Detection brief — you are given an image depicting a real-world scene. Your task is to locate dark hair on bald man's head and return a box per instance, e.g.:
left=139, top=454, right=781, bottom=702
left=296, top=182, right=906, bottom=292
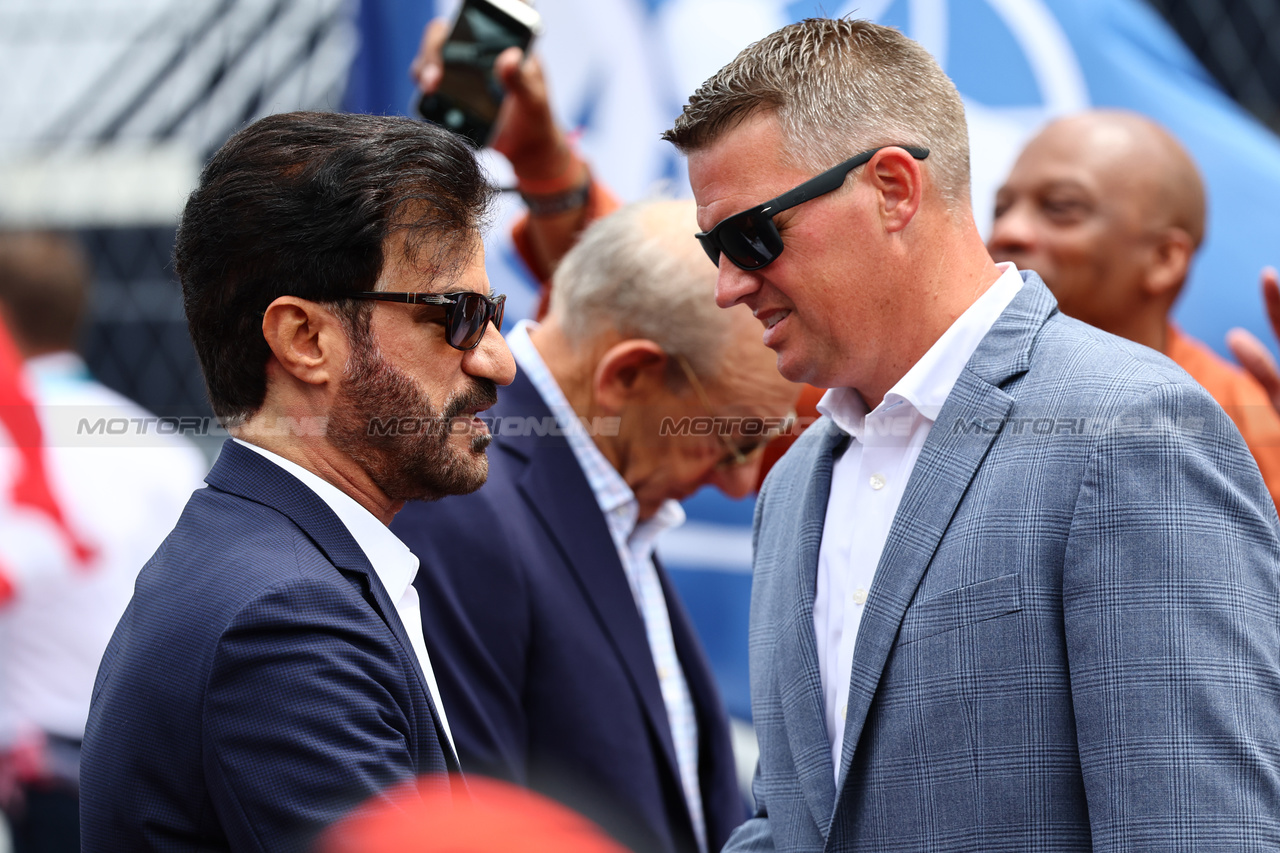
left=175, top=111, right=495, bottom=423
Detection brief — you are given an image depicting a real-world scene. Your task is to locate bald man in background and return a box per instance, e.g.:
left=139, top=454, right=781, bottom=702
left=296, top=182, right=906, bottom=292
left=989, top=109, right=1280, bottom=508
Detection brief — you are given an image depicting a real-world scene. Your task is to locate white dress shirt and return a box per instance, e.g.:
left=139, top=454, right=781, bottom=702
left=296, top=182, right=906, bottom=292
left=507, top=320, right=708, bottom=853
left=232, top=439, right=457, bottom=759
left=813, top=263, right=1024, bottom=780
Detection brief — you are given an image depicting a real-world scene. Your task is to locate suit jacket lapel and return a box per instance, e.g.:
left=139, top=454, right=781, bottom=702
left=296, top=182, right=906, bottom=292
left=775, top=419, right=849, bottom=836
left=832, top=275, right=1055, bottom=797
left=205, top=439, right=460, bottom=772
left=659, top=559, right=743, bottom=841
left=499, top=373, right=684, bottom=791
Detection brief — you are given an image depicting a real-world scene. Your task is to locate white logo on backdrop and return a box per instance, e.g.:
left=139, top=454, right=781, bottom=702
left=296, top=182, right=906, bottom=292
left=480, top=0, right=1090, bottom=319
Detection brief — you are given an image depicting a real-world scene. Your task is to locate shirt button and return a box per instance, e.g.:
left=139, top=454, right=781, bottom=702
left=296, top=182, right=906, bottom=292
left=658, top=666, right=670, bottom=681
left=869, top=473, right=886, bottom=490
left=841, top=704, right=848, bottom=720
left=851, top=588, right=868, bottom=605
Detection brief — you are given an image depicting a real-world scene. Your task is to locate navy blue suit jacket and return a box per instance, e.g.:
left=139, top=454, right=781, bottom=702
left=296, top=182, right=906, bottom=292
left=81, top=439, right=459, bottom=853
left=392, top=370, right=745, bottom=853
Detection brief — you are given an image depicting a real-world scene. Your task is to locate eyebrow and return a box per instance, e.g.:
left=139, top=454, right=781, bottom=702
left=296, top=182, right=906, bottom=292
left=434, top=285, right=496, bottom=298
left=1039, top=179, right=1092, bottom=194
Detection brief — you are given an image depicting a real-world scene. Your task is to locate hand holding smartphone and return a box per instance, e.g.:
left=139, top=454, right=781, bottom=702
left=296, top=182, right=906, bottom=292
left=414, top=0, right=543, bottom=148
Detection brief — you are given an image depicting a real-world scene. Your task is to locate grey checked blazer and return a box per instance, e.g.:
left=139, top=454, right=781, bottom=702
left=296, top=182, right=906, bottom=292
left=728, top=274, right=1280, bottom=852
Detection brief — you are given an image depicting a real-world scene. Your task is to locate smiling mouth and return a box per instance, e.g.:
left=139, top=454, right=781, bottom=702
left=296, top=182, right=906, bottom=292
left=756, top=309, right=790, bottom=330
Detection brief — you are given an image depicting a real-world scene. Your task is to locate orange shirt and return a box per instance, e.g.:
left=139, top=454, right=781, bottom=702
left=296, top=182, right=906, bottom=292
left=1165, top=324, right=1280, bottom=511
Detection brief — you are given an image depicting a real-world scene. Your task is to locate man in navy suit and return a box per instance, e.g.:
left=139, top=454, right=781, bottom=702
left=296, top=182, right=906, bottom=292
left=392, top=199, right=799, bottom=853
left=79, top=111, right=516, bottom=853
left=663, top=17, right=1280, bottom=853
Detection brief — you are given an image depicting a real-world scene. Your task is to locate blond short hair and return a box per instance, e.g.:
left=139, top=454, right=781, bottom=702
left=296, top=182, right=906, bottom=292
left=664, top=18, right=971, bottom=208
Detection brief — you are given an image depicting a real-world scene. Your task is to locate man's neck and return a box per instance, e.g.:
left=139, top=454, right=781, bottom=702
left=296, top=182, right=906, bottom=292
left=526, top=320, right=599, bottom=422
left=857, top=229, right=1004, bottom=407
left=1109, top=312, right=1169, bottom=354
left=233, top=419, right=400, bottom=525
left=525, top=320, right=631, bottom=483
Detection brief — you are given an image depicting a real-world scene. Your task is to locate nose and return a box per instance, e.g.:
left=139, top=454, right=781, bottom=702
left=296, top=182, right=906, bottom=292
left=464, top=324, right=517, bottom=386
left=714, top=260, right=763, bottom=309
left=987, top=201, right=1035, bottom=260
left=710, top=456, right=761, bottom=500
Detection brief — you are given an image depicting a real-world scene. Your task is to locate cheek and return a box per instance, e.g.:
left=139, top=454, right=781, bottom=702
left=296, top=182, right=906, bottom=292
left=1035, top=228, right=1106, bottom=287
left=678, top=446, right=723, bottom=487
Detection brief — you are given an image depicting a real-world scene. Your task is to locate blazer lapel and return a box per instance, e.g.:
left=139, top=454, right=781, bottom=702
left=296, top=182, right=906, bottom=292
left=659, top=560, right=743, bottom=842
left=832, top=275, right=1055, bottom=796
left=775, top=419, right=849, bottom=836
left=499, top=373, right=684, bottom=789
left=205, top=439, right=460, bottom=772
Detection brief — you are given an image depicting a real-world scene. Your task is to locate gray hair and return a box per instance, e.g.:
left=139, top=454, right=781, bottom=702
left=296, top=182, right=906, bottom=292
left=663, top=18, right=972, bottom=208
left=547, top=199, right=731, bottom=378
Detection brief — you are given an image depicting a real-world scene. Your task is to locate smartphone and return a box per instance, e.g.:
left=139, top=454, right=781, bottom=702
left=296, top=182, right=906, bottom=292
left=415, top=0, right=543, bottom=148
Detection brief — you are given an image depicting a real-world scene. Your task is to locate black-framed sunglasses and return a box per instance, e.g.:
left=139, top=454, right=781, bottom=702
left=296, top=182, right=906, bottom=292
left=347, top=291, right=506, bottom=351
left=695, top=145, right=930, bottom=271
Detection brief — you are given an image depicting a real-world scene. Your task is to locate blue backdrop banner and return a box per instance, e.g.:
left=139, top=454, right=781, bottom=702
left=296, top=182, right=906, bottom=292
left=347, top=0, right=1280, bottom=722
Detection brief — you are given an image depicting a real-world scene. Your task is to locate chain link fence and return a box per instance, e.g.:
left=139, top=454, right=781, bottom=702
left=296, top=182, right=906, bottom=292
left=13, top=0, right=1280, bottom=441
left=78, top=226, right=206, bottom=418
left=1146, top=0, right=1280, bottom=133
left=0, top=0, right=357, bottom=455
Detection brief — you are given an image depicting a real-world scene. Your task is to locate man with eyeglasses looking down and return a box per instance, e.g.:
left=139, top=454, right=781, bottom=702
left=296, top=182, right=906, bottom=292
left=392, top=198, right=799, bottom=853
left=79, top=112, right=516, bottom=853
left=662, top=17, right=1280, bottom=852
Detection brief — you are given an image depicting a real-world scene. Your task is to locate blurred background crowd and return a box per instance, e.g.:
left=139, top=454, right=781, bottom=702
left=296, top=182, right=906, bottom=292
left=3, top=0, right=1280, bottom=849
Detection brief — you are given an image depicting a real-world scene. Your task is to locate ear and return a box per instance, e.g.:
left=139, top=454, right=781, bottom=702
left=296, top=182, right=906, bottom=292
left=592, top=339, right=671, bottom=413
left=867, top=147, right=924, bottom=233
left=260, top=296, right=349, bottom=389
left=1143, top=227, right=1194, bottom=300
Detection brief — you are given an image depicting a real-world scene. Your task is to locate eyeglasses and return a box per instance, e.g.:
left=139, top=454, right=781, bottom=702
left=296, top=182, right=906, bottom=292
left=346, top=290, right=506, bottom=351
left=674, top=353, right=793, bottom=470
left=695, top=145, right=930, bottom=271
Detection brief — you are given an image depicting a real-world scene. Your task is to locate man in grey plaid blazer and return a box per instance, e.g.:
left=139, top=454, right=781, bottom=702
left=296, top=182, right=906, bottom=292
left=665, top=18, right=1280, bottom=852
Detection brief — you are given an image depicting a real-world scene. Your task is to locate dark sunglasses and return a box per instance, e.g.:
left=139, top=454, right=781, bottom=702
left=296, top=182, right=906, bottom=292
left=695, top=145, right=930, bottom=271
left=347, top=290, right=506, bottom=350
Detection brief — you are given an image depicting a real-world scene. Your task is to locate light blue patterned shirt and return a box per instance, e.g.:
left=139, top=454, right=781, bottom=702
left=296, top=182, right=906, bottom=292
left=507, top=320, right=707, bottom=853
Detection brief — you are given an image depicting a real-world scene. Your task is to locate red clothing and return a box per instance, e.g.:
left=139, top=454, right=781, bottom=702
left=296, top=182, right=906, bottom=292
left=1165, top=324, right=1280, bottom=511
left=321, top=775, right=629, bottom=853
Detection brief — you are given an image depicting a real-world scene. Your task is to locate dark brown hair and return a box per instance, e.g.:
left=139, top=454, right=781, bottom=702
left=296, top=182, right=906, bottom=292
left=0, top=231, right=90, bottom=355
left=174, top=111, right=495, bottom=422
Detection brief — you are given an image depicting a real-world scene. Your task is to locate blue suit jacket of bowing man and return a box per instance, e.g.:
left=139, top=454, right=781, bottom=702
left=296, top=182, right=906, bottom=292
left=80, top=438, right=460, bottom=853
left=391, top=367, right=745, bottom=853
left=726, top=273, right=1280, bottom=853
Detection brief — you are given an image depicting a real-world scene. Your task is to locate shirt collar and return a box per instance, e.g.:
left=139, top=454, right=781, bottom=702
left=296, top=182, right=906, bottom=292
left=818, top=262, right=1024, bottom=435
left=506, top=320, right=685, bottom=543
left=231, top=438, right=420, bottom=599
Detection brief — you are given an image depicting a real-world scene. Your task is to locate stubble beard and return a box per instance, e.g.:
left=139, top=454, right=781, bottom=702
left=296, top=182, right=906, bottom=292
left=328, top=341, right=497, bottom=503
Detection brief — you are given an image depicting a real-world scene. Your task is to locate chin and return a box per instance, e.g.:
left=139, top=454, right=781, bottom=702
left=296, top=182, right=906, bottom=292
left=776, top=350, right=825, bottom=387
